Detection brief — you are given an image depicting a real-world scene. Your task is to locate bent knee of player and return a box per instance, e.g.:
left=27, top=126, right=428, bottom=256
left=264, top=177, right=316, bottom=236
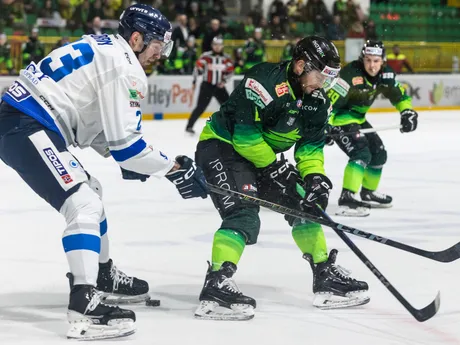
left=370, top=147, right=387, bottom=166
left=349, top=147, right=372, bottom=166
left=221, top=206, right=261, bottom=245
left=60, top=183, right=104, bottom=227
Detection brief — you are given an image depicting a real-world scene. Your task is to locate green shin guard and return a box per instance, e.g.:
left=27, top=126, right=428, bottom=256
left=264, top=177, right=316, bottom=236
left=343, top=161, right=365, bottom=193
left=292, top=222, right=328, bottom=264
left=362, top=166, right=382, bottom=191
left=212, top=229, right=246, bottom=271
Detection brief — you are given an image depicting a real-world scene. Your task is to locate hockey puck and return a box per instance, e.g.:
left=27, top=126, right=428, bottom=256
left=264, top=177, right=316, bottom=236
left=145, top=298, right=160, bottom=307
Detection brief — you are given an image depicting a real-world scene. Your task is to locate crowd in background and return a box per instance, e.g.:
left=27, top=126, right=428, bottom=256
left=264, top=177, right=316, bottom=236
left=0, top=0, right=455, bottom=75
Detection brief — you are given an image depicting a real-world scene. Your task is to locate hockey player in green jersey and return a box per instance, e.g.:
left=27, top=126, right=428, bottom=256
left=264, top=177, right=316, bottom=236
left=194, top=36, right=370, bottom=321
left=327, top=40, right=418, bottom=217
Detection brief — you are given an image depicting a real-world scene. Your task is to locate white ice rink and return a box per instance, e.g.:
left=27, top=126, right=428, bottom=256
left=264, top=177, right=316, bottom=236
left=0, top=110, right=459, bottom=345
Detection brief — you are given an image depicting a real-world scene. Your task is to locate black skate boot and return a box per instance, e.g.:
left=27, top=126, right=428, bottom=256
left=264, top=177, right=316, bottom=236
left=194, top=261, right=256, bottom=321
left=96, top=259, right=149, bottom=304
left=336, top=189, right=370, bottom=217
left=67, top=284, right=136, bottom=340
left=360, top=187, right=393, bottom=208
left=303, top=249, right=370, bottom=309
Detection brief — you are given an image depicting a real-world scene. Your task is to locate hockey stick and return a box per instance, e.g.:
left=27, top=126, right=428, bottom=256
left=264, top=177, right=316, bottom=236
left=329, top=124, right=402, bottom=138
left=316, top=207, right=440, bottom=322
left=206, top=183, right=441, bottom=322
left=206, top=183, right=460, bottom=263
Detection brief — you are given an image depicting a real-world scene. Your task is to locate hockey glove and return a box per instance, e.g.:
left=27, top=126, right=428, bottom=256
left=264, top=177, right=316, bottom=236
left=324, top=125, right=335, bottom=146
left=166, top=155, right=208, bottom=199
left=257, top=154, right=301, bottom=204
left=121, top=168, right=150, bottom=182
left=301, top=174, right=333, bottom=212
left=400, top=109, right=418, bottom=133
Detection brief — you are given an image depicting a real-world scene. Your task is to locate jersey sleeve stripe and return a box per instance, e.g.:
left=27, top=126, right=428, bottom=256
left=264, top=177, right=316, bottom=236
left=107, top=132, right=139, bottom=147
left=110, top=137, right=147, bottom=162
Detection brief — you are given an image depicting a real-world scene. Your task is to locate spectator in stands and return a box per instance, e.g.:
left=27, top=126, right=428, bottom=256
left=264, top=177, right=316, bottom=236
left=53, top=36, right=70, bottom=50
left=248, top=3, right=263, bottom=27
left=172, top=14, right=189, bottom=49
left=188, top=17, right=201, bottom=39
left=304, top=0, right=330, bottom=35
left=89, top=0, right=104, bottom=21
left=342, top=0, right=363, bottom=30
left=186, top=2, right=202, bottom=24
left=182, top=35, right=198, bottom=75
left=333, top=0, right=347, bottom=18
left=387, top=45, right=415, bottom=74
left=0, top=33, right=15, bottom=75
left=22, top=27, right=45, bottom=65
left=86, top=16, right=103, bottom=35
left=347, top=20, right=365, bottom=38
left=243, top=27, right=266, bottom=72
left=40, top=0, right=57, bottom=19
left=327, top=15, right=346, bottom=40
left=174, top=0, right=187, bottom=14
left=364, top=19, right=378, bottom=40
left=207, top=0, right=227, bottom=23
left=281, top=36, right=300, bottom=61
left=59, top=0, right=74, bottom=23
left=269, top=15, right=286, bottom=40
left=102, top=0, right=122, bottom=19
left=23, top=0, right=38, bottom=16
left=286, top=0, right=302, bottom=22
left=233, top=47, right=244, bottom=75
left=269, top=0, right=287, bottom=22
left=8, top=0, right=27, bottom=30
left=70, top=0, right=91, bottom=31
left=241, top=15, right=255, bottom=39
left=201, top=18, right=224, bottom=53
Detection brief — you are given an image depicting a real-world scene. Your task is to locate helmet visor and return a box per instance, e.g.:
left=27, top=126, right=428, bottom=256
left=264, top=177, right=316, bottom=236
left=304, top=62, right=341, bottom=90
left=144, top=30, right=174, bottom=58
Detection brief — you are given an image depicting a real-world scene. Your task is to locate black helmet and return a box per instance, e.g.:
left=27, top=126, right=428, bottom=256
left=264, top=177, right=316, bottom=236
left=359, top=40, right=386, bottom=62
left=292, top=35, right=341, bottom=88
left=118, top=4, right=173, bottom=57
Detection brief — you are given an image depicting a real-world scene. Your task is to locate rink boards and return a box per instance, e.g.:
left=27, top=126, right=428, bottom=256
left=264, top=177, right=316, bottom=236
left=1, top=74, right=459, bottom=119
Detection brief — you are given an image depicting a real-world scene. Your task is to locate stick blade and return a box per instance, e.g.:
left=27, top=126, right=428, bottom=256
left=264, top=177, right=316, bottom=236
left=412, top=291, right=441, bottom=322
left=434, top=242, right=460, bottom=262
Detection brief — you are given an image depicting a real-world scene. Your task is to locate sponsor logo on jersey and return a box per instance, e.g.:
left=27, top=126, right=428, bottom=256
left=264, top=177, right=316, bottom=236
left=136, top=90, right=145, bottom=99
left=352, top=76, right=364, bottom=86
left=242, top=184, right=258, bottom=193
left=7, top=81, right=30, bottom=102
left=160, top=151, right=168, bottom=160
left=311, top=90, right=326, bottom=104
left=91, top=34, right=113, bottom=46
left=39, top=95, right=55, bottom=111
left=275, top=82, right=289, bottom=97
left=130, top=101, right=140, bottom=108
left=129, top=89, right=138, bottom=99
left=382, top=72, right=394, bottom=79
left=69, top=160, right=79, bottom=168
left=336, top=78, right=350, bottom=92
left=125, top=52, right=132, bottom=64
left=288, top=109, right=299, bottom=115
left=43, top=148, right=73, bottom=184
left=245, top=89, right=266, bottom=108
left=301, top=105, right=318, bottom=111
left=245, top=78, right=273, bottom=106
left=287, top=116, right=295, bottom=126
left=297, top=99, right=303, bottom=108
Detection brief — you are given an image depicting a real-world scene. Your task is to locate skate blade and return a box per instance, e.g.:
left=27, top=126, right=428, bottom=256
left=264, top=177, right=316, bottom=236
left=361, top=201, right=393, bottom=209
left=101, top=292, right=149, bottom=304
left=67, top=311, right=136, bottom=340
left=335, top=206, right=370, bottom=217
left=194, top=300, right=255, bottom=321
left=313, top=291, right=370, bottom=310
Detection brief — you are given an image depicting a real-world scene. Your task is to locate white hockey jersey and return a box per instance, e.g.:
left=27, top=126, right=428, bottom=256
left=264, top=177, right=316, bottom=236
left=2, top=34, right=174, bottom=176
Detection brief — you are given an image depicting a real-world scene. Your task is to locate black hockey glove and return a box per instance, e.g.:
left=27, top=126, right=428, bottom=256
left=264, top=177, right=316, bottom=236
left=400, top=109, right=418, bottom=133
left=166, top=155, right=208, bottom=199
left=257, top=154, right=301, bottom=204
left=121, top=168, right=150, bottom=182
left=301, top=174, right=333, bottom=212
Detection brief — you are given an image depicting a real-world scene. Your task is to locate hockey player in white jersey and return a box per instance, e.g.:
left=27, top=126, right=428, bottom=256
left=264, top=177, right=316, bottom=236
left=0, top=4, right=207, bottom=340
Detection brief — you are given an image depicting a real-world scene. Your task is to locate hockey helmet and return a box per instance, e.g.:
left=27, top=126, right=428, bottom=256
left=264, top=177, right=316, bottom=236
left=292, top=35, right=341, bottom=89
left=118, top=4, right=173, bottom=57
left=359, top=40, right=386, bottom=62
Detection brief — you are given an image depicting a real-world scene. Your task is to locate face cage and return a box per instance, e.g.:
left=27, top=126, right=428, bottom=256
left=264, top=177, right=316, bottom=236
left=303, top=61, right=340, bottom=91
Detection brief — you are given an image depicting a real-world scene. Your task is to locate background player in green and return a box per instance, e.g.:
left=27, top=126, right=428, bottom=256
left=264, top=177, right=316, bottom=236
left=194, top=36, right=369, bottom=321
left=326, top=40, right=418, bottom=217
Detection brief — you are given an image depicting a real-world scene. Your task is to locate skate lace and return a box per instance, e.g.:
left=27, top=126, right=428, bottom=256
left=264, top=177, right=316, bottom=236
left=331, top=264, right=355, bottom=281
left=218, top=277, right=242, bottom=295
left=371, top=191, right=387, bottom=200
left=85, top=290, right=104, bottom=313
left=110, top=265, right=134, bottom=290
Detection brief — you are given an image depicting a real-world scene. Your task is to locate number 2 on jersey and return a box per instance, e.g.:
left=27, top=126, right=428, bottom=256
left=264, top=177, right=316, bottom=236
left=40, top=42, right=95, bottom=82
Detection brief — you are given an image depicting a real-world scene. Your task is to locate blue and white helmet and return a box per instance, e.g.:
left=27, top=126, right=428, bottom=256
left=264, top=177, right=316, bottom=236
left=118, top=4, right=173, bottom=58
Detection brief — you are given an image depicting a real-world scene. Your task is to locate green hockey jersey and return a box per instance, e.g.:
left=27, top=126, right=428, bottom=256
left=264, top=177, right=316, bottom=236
left=199, top=61, right=332, bottom=178
left=327, top=60, right=412, bottom=126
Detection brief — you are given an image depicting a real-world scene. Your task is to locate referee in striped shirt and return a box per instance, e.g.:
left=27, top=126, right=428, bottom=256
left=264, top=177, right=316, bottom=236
left=186, top=36, right=234, bottom=134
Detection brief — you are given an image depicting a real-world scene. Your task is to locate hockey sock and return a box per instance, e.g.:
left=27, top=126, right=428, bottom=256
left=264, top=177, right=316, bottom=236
left=99, top=212, right=110, bottom=264
left=343, top=161, right=365, bottom=193
left=212, top=229, right=246, bottom=271
left=292, top=222, right=328, bottom=264
left=362, top=166, right=382, bottom=191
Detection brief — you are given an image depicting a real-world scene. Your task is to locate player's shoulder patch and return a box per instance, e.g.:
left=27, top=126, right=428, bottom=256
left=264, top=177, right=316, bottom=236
left=244, top=77, right=273, bottom=108
left=275, top=82, right=290, bottom=97
left=332, top=77, right=350, bottom=97
left=352, top=76, right=364, bottom=86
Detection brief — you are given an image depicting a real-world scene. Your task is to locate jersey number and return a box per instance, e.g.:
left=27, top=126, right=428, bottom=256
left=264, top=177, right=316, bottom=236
left=40, top=43, right=95, bottom=82
left=135, top=110, right=142, bottom=131
left=327, top=89, right=340, bottom=105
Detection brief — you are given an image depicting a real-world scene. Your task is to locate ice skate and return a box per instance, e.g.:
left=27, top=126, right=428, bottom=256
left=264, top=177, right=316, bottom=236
left=67, top=259, right=149, bottom=304
left=336, top=189, right=370, bottom=217
left=304, top=249, right=370, bottom=309
left=194, top=261, right=256, bottom=321
left=67, top=285, right=136, bottom=340
left=360, top=188, right=393, bottom=208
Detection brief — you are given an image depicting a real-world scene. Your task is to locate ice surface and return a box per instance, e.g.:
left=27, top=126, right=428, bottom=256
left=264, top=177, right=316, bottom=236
left=0, top=111, right=459, bottom=345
